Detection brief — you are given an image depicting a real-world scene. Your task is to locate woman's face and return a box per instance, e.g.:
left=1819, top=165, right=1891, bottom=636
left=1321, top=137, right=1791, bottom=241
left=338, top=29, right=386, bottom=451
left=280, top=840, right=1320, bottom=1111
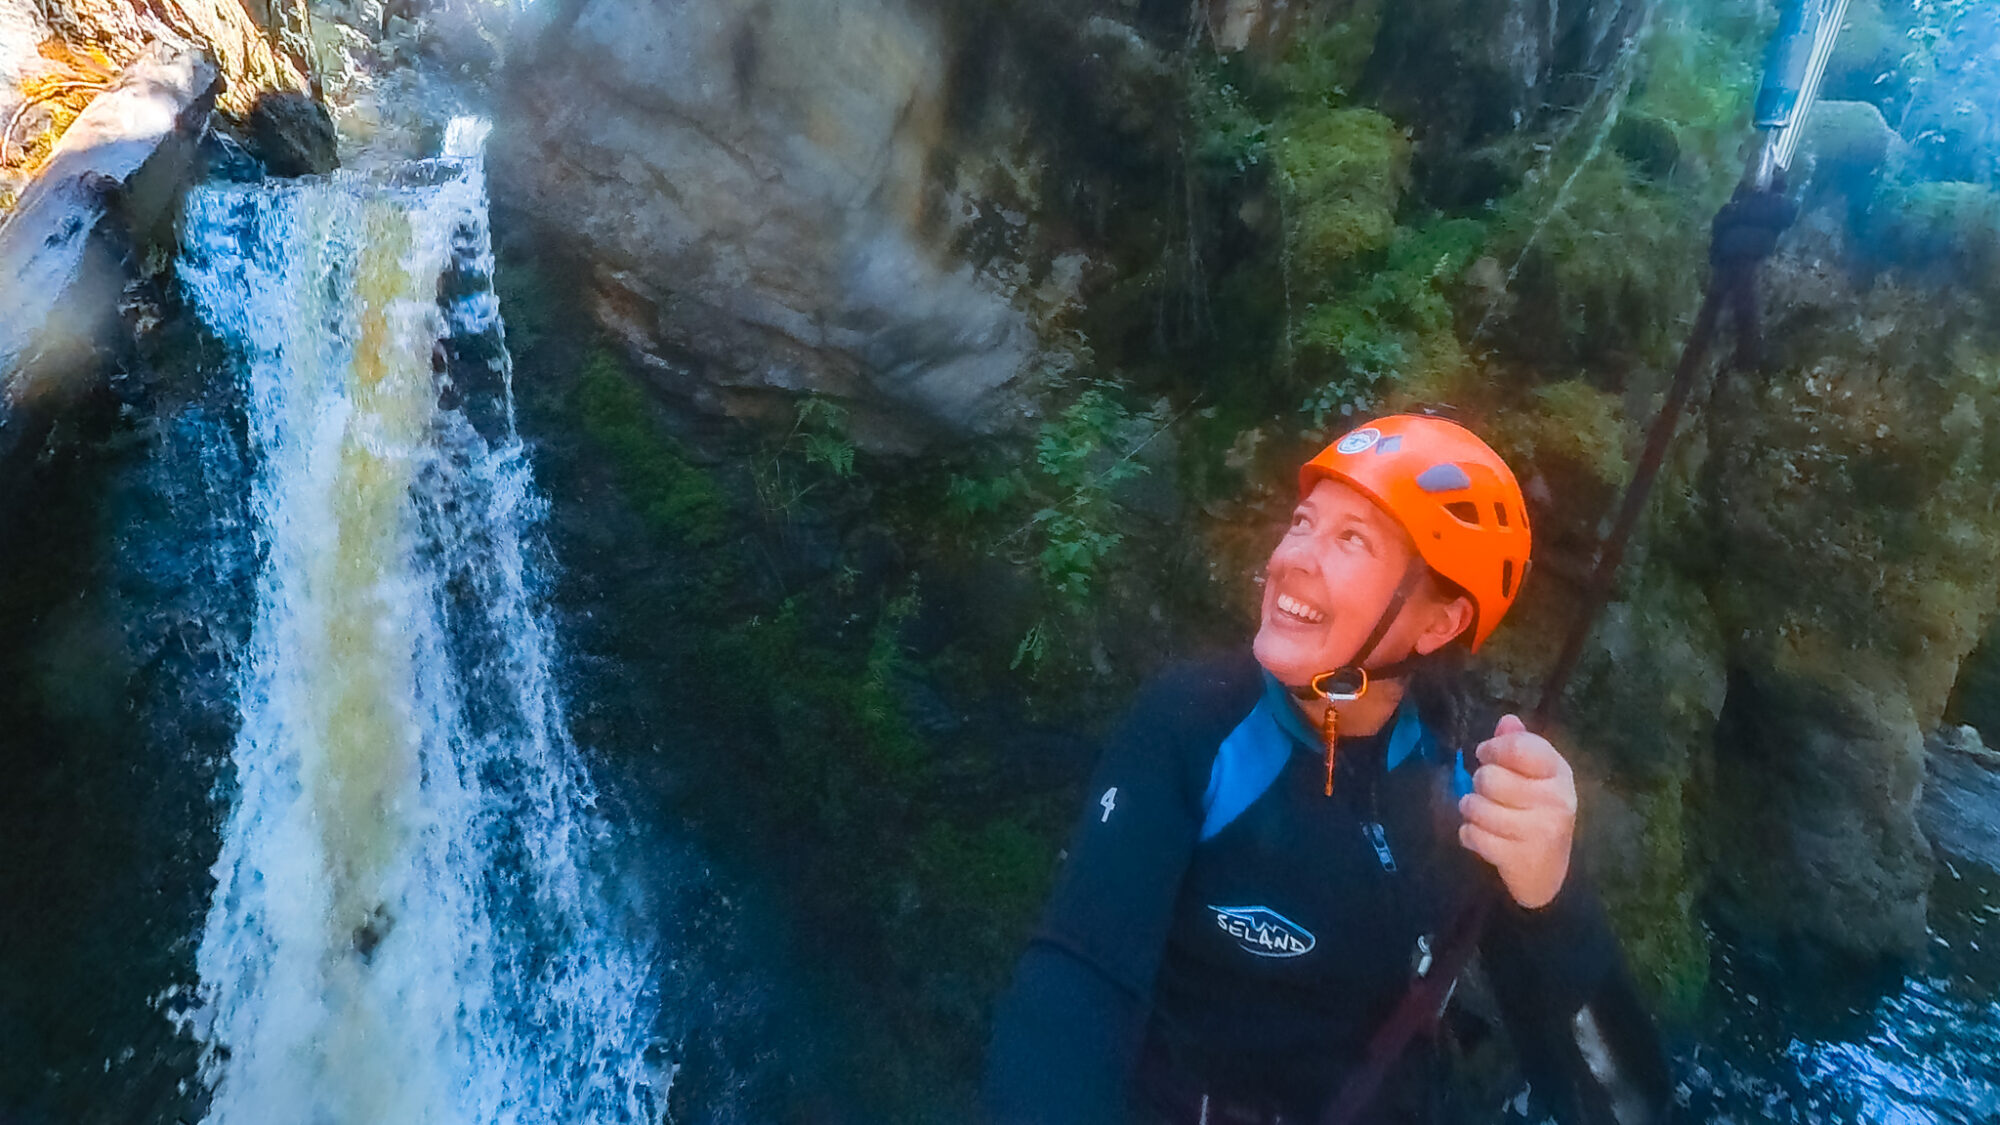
left=1252, top=478, right=1466, bottom=687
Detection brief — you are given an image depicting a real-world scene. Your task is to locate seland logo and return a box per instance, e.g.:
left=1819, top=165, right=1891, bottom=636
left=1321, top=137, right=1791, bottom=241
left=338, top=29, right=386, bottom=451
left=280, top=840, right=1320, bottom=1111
left=1335, top=428, right=1380, bottom=455
left=1209, top=905, right=1316, bottom=958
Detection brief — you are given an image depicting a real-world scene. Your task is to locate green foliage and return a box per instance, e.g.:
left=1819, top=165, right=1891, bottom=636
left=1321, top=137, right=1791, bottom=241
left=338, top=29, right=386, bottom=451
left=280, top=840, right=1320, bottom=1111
left=1266, top=3, right=1385, bottom=104
left=1624, top=6, right=1761, bottom=176
left=1190, top=0, right=1387, bottom=165
left=1190, top=71, right=1270, bottom=174
left=955, top=382, right=1167, bottom=609
left=753, top=394, right=860, bottom=520
left=1297, top=217, right=1488, bottom=423
left=1273, top=108, right=1410, bottom=267
left=1028, top=391, right=1153, bottom=603
left=706, top=588, right=926, bottom=813
left=1482, top=10, right=1755, bottom=364
left=1889, top=0, right=2000, bottom=179
left=944, top=382, right=1170, bottom=670
left=574, top=349, right=731, bottom=551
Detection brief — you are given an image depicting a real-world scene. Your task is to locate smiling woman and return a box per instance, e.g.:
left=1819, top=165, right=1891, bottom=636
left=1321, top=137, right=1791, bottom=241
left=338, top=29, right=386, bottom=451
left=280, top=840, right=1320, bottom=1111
left=983, top=413, right=1668, bottom=1125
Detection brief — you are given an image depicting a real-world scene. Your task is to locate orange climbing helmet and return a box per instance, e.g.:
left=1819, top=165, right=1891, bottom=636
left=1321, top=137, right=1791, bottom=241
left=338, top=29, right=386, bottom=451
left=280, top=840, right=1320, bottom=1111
left=1299, top=414, right=1531, bottom=651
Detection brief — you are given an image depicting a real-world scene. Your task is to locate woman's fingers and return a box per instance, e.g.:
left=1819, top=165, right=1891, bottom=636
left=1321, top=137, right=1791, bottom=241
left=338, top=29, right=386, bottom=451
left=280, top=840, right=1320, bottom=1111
left=1458, top=821, right=1509, bottom=865
left=1460, top=727, right=1580, bottom=910
left=1458, top=793, right=1542, bottom=841
left=1475, top=731, right=1565, bottom=780
left=1471, top=761, right=1539, bottom=807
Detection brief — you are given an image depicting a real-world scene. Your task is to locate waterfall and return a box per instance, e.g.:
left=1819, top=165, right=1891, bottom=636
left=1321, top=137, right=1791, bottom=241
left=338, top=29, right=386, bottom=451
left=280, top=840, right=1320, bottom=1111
left=174, top=122, right=665, bottom=1124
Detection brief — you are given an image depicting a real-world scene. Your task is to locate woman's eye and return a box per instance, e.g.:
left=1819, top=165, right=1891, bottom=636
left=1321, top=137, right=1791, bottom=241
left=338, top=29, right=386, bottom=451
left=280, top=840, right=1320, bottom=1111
left=1290, top=512, right=1310, bottom=530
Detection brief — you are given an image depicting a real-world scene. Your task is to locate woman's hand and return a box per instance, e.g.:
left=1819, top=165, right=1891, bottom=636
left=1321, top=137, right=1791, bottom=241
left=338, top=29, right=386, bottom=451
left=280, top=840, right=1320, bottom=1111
left=1456, top=714, right=1576, bottom=909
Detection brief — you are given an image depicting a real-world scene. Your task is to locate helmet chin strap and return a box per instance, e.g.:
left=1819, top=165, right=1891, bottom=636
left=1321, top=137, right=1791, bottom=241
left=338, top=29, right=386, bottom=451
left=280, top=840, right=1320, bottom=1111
left=1289, top=560, right=1429, bottom=703
left=1289, top=561, right=1429, bottom=796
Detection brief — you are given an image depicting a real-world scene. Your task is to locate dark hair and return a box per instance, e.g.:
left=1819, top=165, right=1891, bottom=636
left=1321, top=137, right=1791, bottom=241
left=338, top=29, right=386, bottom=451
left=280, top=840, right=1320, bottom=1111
left=1407, top=645, right=1482, bottom=752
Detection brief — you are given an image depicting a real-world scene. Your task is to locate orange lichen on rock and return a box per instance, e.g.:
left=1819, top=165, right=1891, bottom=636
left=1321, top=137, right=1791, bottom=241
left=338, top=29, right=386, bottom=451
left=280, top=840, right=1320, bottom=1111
left=2, top=40, right=119, bottom=179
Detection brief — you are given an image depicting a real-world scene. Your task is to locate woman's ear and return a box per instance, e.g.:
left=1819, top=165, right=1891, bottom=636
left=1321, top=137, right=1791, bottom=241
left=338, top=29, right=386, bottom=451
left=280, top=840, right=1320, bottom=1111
left=1412, top=594, right=1475, bottom=656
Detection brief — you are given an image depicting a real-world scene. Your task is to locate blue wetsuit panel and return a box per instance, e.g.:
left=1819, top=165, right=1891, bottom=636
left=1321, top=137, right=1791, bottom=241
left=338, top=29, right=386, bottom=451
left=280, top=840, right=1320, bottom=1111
left=1198, top=700, right=1291, bottom=842
left=1200, top=678, right=1445, bottom=841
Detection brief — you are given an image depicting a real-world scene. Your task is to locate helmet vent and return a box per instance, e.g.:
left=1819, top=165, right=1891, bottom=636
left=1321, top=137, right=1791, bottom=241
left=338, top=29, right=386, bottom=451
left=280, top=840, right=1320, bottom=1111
left=1500, top=558, right=1516, bottom=598
left=1444, top=501, right=1482, bottom=525
left=1493, top=503, right=1510, bottom=528
left=1416, top=464, right=1473, bottom=493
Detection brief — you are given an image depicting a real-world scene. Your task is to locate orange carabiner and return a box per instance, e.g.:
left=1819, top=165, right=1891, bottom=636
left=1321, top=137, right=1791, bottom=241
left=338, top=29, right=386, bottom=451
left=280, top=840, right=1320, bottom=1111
left=1309, top=668, right=1369, bottom=795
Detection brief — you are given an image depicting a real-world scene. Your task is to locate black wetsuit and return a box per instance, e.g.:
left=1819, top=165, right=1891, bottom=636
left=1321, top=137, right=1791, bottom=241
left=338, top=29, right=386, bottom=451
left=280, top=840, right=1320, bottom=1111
left=984, top=651, right=1645, bottom=1125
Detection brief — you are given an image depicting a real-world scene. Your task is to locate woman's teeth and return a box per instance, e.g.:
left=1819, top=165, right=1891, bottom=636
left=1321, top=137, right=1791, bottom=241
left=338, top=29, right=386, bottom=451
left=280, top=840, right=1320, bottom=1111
left=1276, top=593, right=1325, bottom=624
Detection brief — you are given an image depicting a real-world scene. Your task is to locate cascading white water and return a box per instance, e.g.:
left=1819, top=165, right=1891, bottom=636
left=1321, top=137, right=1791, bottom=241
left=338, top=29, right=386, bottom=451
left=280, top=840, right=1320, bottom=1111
left=175, top=122, right=665, bottom=1124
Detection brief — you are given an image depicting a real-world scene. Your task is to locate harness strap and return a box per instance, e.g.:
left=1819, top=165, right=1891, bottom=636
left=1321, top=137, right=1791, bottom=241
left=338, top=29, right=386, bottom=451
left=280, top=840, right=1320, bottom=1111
left=1317, top=891, right=1498, bottom=1125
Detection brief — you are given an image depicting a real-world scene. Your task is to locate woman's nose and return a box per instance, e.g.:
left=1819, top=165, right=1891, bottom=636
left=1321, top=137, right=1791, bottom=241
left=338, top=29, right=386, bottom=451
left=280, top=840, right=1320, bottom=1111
left=1268, top=528, right=1319, bottom=570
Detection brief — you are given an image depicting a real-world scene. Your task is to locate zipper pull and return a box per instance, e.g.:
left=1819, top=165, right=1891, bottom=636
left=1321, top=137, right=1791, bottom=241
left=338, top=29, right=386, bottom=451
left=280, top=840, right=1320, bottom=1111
left=1414, top=934, right=1434, bottom=978
left=1366, top=822, right=1397, bottom=872
left=1321, top=705, right=1339, bottom=796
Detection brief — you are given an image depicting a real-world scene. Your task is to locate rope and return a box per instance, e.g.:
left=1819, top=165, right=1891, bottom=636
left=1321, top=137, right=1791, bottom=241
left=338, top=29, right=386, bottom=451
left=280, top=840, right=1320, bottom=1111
left=1533, top=183, right=1796, bottom=727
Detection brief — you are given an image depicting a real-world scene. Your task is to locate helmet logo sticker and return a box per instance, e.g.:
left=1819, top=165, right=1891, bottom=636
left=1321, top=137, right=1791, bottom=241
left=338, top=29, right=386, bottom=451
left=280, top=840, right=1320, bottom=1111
left=1335, top=428, right=1381, bottom=455
left=1372, top=435, right=1403, bottom=455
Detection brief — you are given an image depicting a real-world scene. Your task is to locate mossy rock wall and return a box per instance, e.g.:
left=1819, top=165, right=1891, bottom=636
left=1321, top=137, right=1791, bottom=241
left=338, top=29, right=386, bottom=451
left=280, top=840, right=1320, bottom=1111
left=1696, top=195, right=2000, bottom=956
left=482, top=0, right=2000, bottom=1110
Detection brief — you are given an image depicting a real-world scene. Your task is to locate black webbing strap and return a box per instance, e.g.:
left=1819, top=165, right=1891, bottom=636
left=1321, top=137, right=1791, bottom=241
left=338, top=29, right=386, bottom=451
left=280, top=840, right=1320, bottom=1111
left=1318, top=890, right=1499, bottom=1125
left=1353, top=562, right=1425, bottom=674
left=1287, top=562, right=1429, bottom=703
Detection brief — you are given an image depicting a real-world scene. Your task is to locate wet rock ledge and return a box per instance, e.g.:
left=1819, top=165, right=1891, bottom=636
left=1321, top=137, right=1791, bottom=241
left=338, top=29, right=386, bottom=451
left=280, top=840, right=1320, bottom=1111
left=0, top=43, right=217, bottom=473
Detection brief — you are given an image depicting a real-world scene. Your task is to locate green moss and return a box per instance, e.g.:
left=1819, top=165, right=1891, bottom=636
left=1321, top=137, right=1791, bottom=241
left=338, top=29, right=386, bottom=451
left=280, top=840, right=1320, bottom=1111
left=573, top=349, right=731, bottom=551
left=1506, top=379, right=1633, bottom=489
left=1864, top=180, right=2000, bottom=294
left=1609, top=111, right=1681, bottom=180
left=490, top=253, right=558, bottom=359
left=905, top=816, right=1059, bottom=1012
left=1800, top=100, right=1898, bottom=191
left=1274, top=108, right=1410, bottom=268
left=1481, top=11, right=1754, bottom=365
left=1491, top=157, right=1712, bottom=363
left=1267, top=2, right=1385, bottom=104
left=1599, top=778, right=1709, bottom=1019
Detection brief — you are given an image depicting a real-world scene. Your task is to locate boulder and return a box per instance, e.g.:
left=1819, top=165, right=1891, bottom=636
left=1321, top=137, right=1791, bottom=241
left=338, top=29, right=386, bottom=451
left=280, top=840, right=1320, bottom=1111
left=1696, top=201, right=2000, bottom=959
left=0, top=43, right=219, bottom=463
left=245, top=87, right=338, bottom=175
left=0, top=0, right=51, bottom=205
left=35, top=0, right=310, bottom=119
left=1799, top=99, right=1901, bottom=194
left=1923, top=726, right=2000, bottom=869
left=1707, top=655, right=1932, bottom=959
left=492, top=0, right=1035, bottom=452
